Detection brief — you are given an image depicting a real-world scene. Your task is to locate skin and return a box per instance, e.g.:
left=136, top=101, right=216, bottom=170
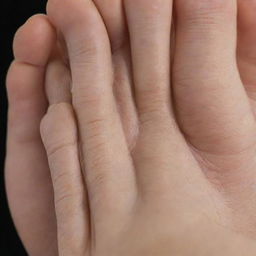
left=5, top=0, right=256, bottom=255
left=5, top=15, right=58, bottom=255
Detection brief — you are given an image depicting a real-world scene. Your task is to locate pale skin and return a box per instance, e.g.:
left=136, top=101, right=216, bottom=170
left=5, top=0, right=256, bottom=255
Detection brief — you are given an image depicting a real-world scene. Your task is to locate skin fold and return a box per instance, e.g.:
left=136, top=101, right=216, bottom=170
left=5, top=0, right=256, bottom=255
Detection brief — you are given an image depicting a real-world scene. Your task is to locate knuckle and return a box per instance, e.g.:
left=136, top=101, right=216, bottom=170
left=53, top=173, right=75, bottom=201
left=54, top=191, right=77, bottom=209
left=137, top=85, right=168, bottom=107
left=54, top=190, right=82, bottom=218
left=139, top=107, right=167, bottom=126
left=85, top=118, right=109, bottom=134
left=78, top=117, right=110, bottom=146
left=52, top=171, right=84, bottom=215
left=73, top=87, right=108, bottom=111
left=70, top=40, right=100, bottom=66
left=86, top=169, right=113, bottom=208
left=137, top=83, right=166, bottom=99
left=137, top=88, right=170, bottom=126
left=47, top=140, right=77, bottom=159
left=6, top=62, right=37, bottom=102
left=40, top=113, right=77, bottom=158
left=88, top=170, right=108, bottom=192
left=40, top=103, right=77, bottom=156
left=85, top=140, right=110, bottom=169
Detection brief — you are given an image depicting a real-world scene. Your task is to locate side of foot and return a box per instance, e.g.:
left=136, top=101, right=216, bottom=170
left=5, top=14, right=58, bottom=256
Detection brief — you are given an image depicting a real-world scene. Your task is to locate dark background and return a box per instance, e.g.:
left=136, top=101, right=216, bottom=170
left=1, top=1, right=47, bottom=255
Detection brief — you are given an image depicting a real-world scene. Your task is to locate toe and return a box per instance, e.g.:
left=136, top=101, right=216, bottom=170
left=237, top=0, right=256, bottom=101
left=46, top=58, right=71, bottom=105
left=123, top=0, right=195, bottom=194
left=41, top=103, right=89, bottom=255
left=93, top=0, right=138, bottom=150
left=124, top=0, right=173, bottom=125
left=47, top=0, right=136, bottom=223
left=93, top=0, right=126, bottom=51
left=173, top=0, right=256, bottom=155
left=7, top=14, right=56, bottom=140
left=13, top=14, right=56, bottom=67
left=5, top=14, right=58, bottom=255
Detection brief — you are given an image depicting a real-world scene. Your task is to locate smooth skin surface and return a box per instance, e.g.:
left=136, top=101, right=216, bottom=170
left=5, top=15, right=58, bottom=255
left=5, top=0, right=256, bottom=255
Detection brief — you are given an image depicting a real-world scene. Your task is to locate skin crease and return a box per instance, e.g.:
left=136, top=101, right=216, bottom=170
left=5, top=0, right=256, bottom=255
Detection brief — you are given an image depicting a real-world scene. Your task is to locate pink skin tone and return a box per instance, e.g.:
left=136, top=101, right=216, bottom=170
left=5, top=0, right=256, bottom=255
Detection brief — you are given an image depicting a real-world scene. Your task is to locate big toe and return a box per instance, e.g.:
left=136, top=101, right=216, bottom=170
left=238, top=0, right=256, bottom=102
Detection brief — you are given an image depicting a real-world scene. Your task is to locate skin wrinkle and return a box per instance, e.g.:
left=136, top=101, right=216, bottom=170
left=5, top=0, right=256, bottom=255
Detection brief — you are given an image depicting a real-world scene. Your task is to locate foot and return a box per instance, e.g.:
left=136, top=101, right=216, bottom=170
left=39, top=0, right=256, bottom=254
left=5, top=2, right=139, bottom=254
left=6, top=0, right=256, bottom=254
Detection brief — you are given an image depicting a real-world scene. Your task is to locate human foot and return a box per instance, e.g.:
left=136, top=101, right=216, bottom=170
left=7, top=0, right=256, bottom=254
left=5, top=1, right=139, bottom=254
left=39, top=0, right=256, bottom=254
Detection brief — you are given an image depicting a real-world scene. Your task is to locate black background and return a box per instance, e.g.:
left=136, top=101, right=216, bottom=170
left=1, top=1, right=47, bottom=255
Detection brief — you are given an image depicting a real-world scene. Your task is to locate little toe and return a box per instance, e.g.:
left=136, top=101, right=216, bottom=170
left=46, top=58, right=71, bottom=105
